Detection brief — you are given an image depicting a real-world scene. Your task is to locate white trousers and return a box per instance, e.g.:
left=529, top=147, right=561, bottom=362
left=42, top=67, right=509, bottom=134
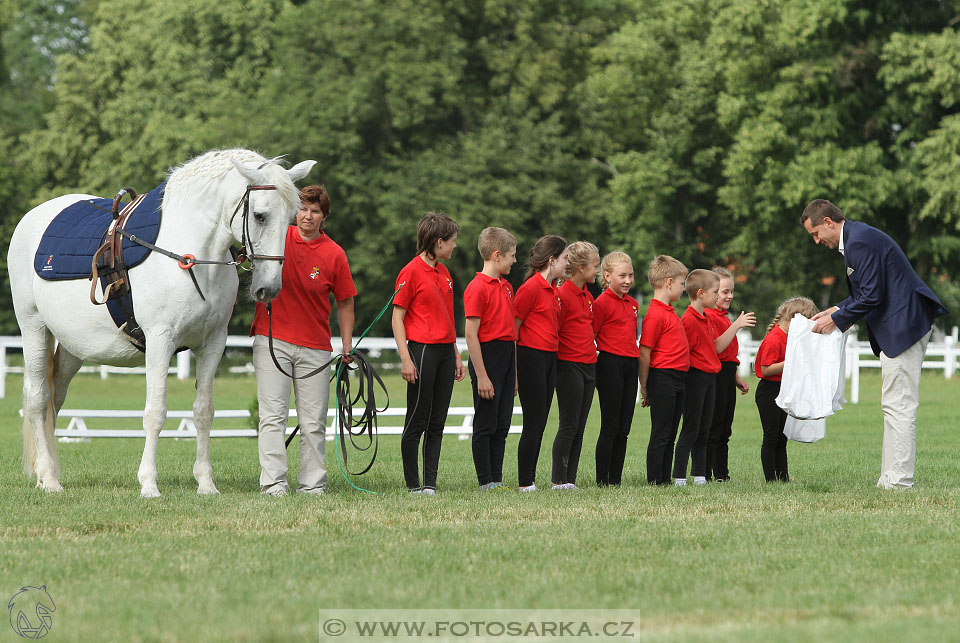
left=252, top=335, right=331, bottom=493
left=877, top=330, right=931, bottom=489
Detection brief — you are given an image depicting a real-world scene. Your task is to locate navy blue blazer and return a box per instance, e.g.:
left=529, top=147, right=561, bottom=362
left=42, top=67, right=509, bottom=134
left=832, top=220, right=947, bottom=358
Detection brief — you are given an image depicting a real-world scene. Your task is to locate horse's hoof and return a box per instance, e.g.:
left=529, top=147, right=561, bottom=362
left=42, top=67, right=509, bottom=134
left=140, top=486, right=161, bottom=499
left=197, top=484, right=220, bottom=496
left=37, top=477, right=64, bottom=492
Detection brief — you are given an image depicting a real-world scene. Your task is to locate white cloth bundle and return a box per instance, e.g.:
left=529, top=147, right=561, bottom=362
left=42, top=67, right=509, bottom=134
left=775, top=314, right=847, bottom=443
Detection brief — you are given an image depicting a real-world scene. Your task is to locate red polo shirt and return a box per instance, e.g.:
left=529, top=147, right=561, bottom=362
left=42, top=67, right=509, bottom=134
left=682, top=306, right=721, bottom=374
left=463, top=272, right=518, bottom=342
left=393, top=256, right=457, bottom=344
left=755, top=325, right=787, bottom=381
left=557, top=279, right=596, bottom=363
left=592, top=289, right=640, bottom=358
left=515, top=273, right=560, bottom=352
left=706, top=307, right=739, bottom=364
left=251, top=227, right=357, bottom=351
left=639, top=298, right=689, bottom=371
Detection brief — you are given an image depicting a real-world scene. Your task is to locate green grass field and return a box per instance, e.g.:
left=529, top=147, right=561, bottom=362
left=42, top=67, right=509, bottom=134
left=1, top=369, right=959, bottom=642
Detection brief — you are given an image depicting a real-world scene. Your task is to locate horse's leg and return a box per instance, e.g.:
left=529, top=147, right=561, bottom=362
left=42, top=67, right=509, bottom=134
left=44, top=344, right=84, bottom=478
left=138, top=336, right=175, bottom=498
left=20, top=327, right=61, bottom=491
left=192, top=338, right=225, bottom=495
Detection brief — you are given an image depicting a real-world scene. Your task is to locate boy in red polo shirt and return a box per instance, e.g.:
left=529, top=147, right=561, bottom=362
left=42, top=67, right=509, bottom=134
left=464, top=227, right=518, bottom=490
left=673, top=269, right=721, bottom=486
left=551, top=241, right=600, bottom=490
left=639, top=255, right=689, bottom=485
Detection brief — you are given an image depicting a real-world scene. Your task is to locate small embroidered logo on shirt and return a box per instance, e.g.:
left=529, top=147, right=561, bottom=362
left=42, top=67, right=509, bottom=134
left=310, top=266, right=320, bottom=280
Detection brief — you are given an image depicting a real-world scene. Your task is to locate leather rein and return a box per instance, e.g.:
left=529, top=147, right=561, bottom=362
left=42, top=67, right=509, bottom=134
left=115, top=184, right=284, bottom=300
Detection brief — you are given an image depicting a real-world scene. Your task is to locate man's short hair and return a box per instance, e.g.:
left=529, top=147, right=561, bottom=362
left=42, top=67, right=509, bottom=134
left=478, top=227, right=517, bottom=260
left=648, top=255, right=688, bottom=288
left=299, top=185, right=330, bottom=218
left=801, top=199, right=845, bottom=226
left=685, top=269, right=719, bottom=299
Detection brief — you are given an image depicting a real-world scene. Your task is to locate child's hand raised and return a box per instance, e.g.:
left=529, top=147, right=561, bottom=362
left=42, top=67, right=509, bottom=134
left=732, top=311, right=756, bottom=330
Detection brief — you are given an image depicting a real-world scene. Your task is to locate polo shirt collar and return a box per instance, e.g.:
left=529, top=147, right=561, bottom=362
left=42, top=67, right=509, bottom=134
left=650, top=298, right=675, bottom=312
left=475, top=271, right=503, bottom=284
left=417, top=255, right=441, bottom=272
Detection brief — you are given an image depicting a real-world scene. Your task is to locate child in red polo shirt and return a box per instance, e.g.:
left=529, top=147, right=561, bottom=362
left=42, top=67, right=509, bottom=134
left=705, top=267, right=755, bottom=482
left=464, top=227, right=519, bottom=490
left=515, top=235, right=568, bottom=492
left=551, top=241, right=600, bottom=490
left=673, top=269, right=721, bottom=486
left=392, top=212, right=465, bottom=495
left=639, top=255, right=689, bottom=485
left=592, top=251, right=640, bottom=486
left=755, top=296, right=819, bottom=482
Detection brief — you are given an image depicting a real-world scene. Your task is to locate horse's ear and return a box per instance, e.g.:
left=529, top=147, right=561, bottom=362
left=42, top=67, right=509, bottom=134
left=231, top=158, right=266, bottom=185
left=287, top=160, right=317, bottom=183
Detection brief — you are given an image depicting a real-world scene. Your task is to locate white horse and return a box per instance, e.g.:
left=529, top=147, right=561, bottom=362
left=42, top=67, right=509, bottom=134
left=8, top=149, right=315, bottom=497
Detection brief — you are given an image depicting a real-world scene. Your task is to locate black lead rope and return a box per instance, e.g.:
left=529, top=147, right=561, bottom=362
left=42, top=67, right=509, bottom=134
left=273, top=284, right=404, bottom=480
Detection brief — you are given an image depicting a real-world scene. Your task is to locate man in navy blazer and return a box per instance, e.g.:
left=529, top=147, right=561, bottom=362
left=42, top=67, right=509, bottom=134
left=801, top=199, right=947, bottom=489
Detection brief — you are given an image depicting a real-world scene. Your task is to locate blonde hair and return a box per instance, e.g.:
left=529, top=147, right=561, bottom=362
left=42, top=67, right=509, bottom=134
left=685, top=269, right=720, bottom=299
left=477, top=227, right=517, bottom=260
left=712, top=266, right=734, bottom=282
left=648, top=255, right=687, bottom=288
left=766, top=296, right=819, bottom=334
left=600, top=251, right=632, bottom=289
left=564, top=241, right=600, bottom=278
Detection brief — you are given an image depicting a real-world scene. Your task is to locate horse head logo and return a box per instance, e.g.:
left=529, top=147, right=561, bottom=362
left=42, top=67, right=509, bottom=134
left=8, top=586, right=56, bottom=639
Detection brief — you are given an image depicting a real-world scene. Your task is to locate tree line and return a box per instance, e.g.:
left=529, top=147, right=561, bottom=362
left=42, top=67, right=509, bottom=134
left=2, top=0, right=958, bottom=338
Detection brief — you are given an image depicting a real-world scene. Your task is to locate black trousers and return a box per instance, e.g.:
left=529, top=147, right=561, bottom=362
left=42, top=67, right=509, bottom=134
left=552, top=360, right=596, bottom=485
left=755, top=378, right=789, bottom=482
left=595, top=351, right=639, bottom=486
left=706, top=362, right=738, bottom=480
left=516, top=346, right=557, bottom=487
left=645, top=368, right=685, bottom=484
left=469, top=340, right=517, bottom=486
left=400, top=342, right=456, bottom=490
left=673, top=367, right=716, bottom=479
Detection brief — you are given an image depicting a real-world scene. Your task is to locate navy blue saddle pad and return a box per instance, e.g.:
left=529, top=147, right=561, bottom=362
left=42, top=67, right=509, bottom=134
left=35, top=183, right=165, bottom=280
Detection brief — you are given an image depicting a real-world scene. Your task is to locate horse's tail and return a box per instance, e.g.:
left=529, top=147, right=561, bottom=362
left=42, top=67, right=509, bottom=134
left=22, top=334, right=60, bottom=478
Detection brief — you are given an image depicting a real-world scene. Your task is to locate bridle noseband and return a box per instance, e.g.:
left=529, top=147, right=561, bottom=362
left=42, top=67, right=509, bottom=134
left=228, top=184, right=286, bottom=264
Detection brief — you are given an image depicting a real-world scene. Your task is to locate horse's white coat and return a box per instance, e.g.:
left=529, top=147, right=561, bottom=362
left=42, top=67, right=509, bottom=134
left=8, top=149, right=315, bottom=497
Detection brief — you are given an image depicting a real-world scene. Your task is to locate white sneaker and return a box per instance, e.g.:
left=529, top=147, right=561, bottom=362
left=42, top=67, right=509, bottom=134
left=693, top=477, right=707, bottom=486
left=421, top=488, right=436, bottom=496
left=564, top=483, right=579, bottom=490
left=261, top=486, right=288, bottom=497
left=519, top=484, right=537, bottom=493
left=674, top=478, right=687, bottom=487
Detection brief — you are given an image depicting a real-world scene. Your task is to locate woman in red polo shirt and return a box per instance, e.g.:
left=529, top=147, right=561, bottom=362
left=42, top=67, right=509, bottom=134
left=551, top=241, right=600, bottom=490
left=391, top=212, right=465, bottom=495
left=514, top=235, right=568, bottom=492
left=592, top=251, right=640, bottom=487
left=755, top=296, right=818, bottom=482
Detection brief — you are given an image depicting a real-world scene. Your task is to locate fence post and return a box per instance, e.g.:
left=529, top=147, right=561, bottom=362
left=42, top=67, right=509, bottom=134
left=945, top=335, right=957, bottom=380
left=177, top=350, right=191, bottom=380
left=0, top=342, right=7, bottom=399
left=849, top=335, right=860, bottom=404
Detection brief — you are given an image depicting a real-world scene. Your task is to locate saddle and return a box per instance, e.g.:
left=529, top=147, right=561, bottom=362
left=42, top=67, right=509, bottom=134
left=35, top=184, right=165, bottom=352
left=90, top=188, right=149, bottom=350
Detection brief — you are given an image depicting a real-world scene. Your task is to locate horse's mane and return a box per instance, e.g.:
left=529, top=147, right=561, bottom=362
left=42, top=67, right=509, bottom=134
left=164, top=149, right=300, bottom=211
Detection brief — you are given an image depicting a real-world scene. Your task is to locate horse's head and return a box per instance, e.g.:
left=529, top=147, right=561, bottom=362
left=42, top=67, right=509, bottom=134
left=230, top=157, right=316, bottom=302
